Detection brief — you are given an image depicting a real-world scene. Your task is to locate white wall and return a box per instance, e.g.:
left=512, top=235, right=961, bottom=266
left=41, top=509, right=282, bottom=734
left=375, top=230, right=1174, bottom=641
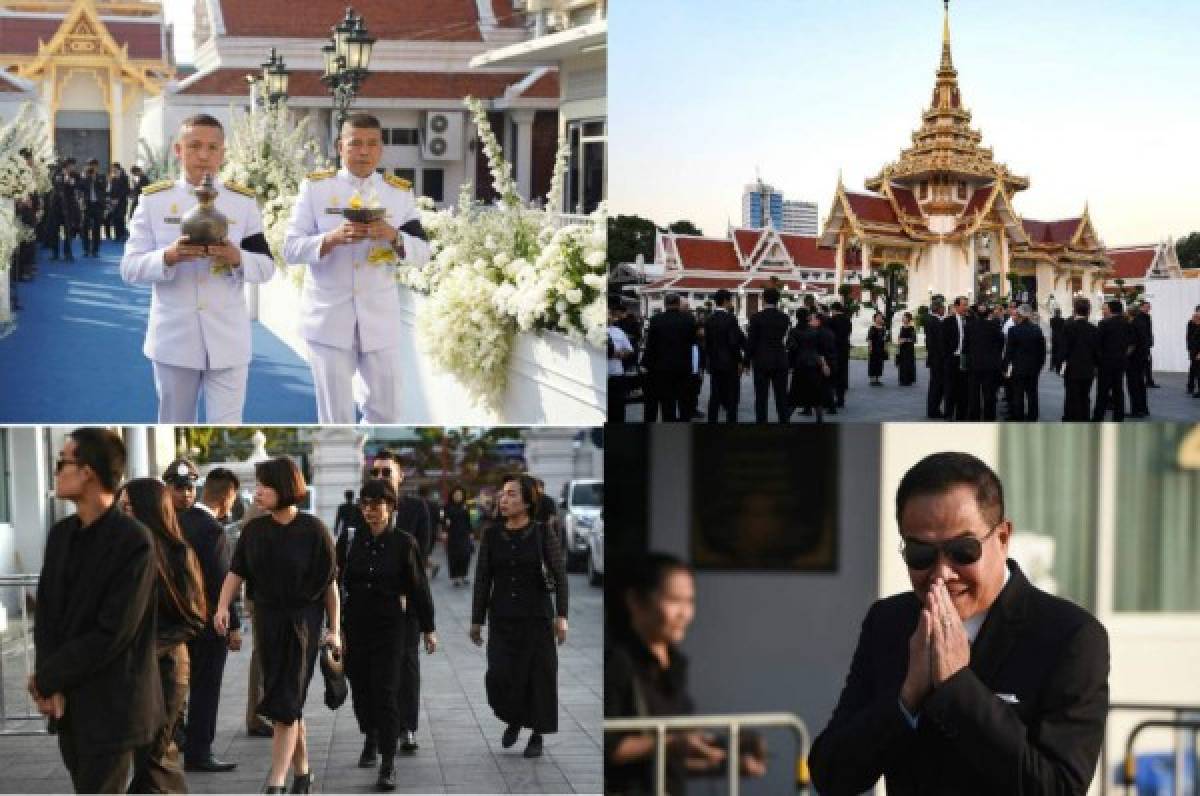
left=1143, top=278, right=1200, bottom=372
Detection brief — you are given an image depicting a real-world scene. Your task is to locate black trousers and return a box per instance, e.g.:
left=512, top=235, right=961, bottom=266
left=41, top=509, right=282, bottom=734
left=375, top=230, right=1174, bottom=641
left=607, top=374, right=627, bottom=422
left=105, top=201, right=128, bottom=240
left=967, top=370, right=999, bottom=421
left=51, top=216, right=74, bottom=259
left=1010, top=372, right=1040, bottom=421
left=183, top=632, right=229, bottom=763
left=130, top=651, right=188, bottom=794
left=926, top=362, right=945, bottom=417
left=396, top=617, right=421, bottom=733
left=1063, top=376, right=1093, bottom=421
left=1093, top=366, right=1125, bottom=421
left=346, top=616, right=405, bottom=756
left=707, top=369, right=740, bottom=423
left=57, top=731, right=134, bottom=794
left=943, top=360, right=968, bottom=420
left=836, top=349, right=849, bottom=404
left=83, top=204, right=103, bottom=254
left=752, top=366, right=788, bottom=423
left=1188, top=358, right=1200, bottom=393
left=1126, top=357, right=1148, bottom=415
left=649, top=372, right=687, bottom=422
left=1145, top=353, right=1156, bottom=385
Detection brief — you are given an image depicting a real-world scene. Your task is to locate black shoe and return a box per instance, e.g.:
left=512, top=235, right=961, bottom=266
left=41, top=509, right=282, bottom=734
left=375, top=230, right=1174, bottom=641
left=359, top=736, right=378, bottom=768
left=1148, top=382, right=1160, bottom=388
left=502, top=724, right=520, bottom=748
left=523, top=733, right=544, bottom=758
left=185, top=756, right=238, bottom=772
left=289, top=772, right=313, bottom=794
left=399, top=730, right=418, bottom=752
left=376, top=761, right=396, bottom=792
left=248, top=724, right=273, bottom=737
left=264, top=787, right=286, bottom=794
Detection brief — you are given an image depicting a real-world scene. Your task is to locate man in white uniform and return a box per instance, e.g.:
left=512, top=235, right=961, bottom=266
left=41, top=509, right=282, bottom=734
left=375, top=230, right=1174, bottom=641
left=121, top=114, right=275, bottom=422
left=284, top=112, right=431, bottom=423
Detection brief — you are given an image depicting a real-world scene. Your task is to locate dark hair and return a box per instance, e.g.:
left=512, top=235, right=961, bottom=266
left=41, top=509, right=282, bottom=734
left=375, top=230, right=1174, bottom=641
left=1074, top=297, right=1091, bottom=317
left=795, top=308, right=809, bottom=324
left=359, top=478, right=397, bottom=506
left=449, top=484, right=467, bottom=504
left=118, top=478, right=207, bottom=625
left=625, top=552, right=692, bottom=603
left=68, top=427, right=126, bottom=493
left=202, top=467, right=239, bottom=501
left=1107, top=299, right=1124, bottom=315
left=373, top=449, right=402, bottom=465
left=254, top=457, right=307, bottom=509
left=714, top=288, right=732, bottom=305
left=341, top=113, right=382, bottom=134
left=903, top=311, right=913, bottom=322
left=831, top=301, right=844, bottom=312
left=180, top=113, right=224, bottom=134
left=501, top=473, right=537, bottom=515
left=343, top=489, right=354, bottom=502
left=895, top=452, right=1005, bottom=529
left=763, top=287, right=780, bottom=305
left=664, top=292, right=681, bottom=308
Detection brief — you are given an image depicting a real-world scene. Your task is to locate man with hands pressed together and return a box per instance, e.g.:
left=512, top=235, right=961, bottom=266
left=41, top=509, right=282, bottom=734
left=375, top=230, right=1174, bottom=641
left=121, top=114, right=275, bottom=423
left=284, top=113, right=431, bottom=423
left=810, top=452, right=1109, bottom=796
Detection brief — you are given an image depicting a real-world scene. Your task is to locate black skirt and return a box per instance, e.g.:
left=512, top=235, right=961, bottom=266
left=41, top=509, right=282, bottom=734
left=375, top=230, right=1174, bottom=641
left=486, top=617, right=558, bottom=733
left=256, top=601, right=325, bottom=724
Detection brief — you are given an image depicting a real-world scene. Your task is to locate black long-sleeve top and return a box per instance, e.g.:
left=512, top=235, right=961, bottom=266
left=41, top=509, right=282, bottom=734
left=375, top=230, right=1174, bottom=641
left=339, top=525, right=435, bottom=634
left=471, top=520, right=568, bottom=625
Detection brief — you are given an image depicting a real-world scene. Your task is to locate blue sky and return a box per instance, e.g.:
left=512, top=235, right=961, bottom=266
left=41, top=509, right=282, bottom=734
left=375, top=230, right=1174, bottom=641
left=609, top=0, right=1200, bottom=246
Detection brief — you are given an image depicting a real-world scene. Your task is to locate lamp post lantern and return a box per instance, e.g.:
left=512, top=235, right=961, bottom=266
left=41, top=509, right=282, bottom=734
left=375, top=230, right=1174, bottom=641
left=321, top=6, right=376, bottom=166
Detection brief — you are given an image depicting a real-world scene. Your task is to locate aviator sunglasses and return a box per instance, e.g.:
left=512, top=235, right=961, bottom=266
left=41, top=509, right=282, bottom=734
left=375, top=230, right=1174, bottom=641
left=900, top=524, right=999, bottom=570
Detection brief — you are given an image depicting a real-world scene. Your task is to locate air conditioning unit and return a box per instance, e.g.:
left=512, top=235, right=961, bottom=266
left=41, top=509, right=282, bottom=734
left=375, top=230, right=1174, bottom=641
left=421, top=111, right=463, bottom=161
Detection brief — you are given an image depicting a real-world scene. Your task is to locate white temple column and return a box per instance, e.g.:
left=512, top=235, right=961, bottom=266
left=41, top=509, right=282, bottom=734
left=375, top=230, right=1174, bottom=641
left=523, top=427, right=580, bottom=504
left=511, top=109, right=536, bottom=202
left=999, top=231, right=1010, bottom=296
left=110, top=76, right=124, bottom=167
left=310, top=428, right=368, bottom=531
left=861, top=241, right=872, bottom=280
left=124, top=426, right=150, bottom=477
left=834, top=233, right=845, bottom=291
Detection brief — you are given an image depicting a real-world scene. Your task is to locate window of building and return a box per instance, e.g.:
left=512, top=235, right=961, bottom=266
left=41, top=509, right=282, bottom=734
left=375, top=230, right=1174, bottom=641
left=421, top=168, right=445, bottom=203
left=390, top=128, right=419, bottom=147
left=392, top=168, right=416, bottom=184
left=565, top=118, right=606, bottom=215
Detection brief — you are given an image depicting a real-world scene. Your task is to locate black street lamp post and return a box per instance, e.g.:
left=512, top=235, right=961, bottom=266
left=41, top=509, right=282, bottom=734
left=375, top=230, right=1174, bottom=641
left=321, top=7, right=375, bottom=166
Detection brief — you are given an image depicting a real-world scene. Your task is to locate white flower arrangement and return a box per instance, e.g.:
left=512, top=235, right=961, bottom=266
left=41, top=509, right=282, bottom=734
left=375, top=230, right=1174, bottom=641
left=0, top=199, right=17, bottom=275
left=0, top=102, right=54, bottom=198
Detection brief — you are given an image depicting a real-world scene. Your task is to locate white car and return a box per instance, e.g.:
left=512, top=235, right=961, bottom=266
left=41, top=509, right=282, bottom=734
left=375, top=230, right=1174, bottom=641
left=561, top=478, right=603, bottom=571
left=586, top=516, right=604, bottom=587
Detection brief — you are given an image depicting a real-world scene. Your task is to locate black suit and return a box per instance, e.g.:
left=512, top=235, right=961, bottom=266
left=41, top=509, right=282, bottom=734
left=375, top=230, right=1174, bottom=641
left=35, top=505, right=165, bottom=793
left=703, top=309, right=746, bottom=423
left=106, top=172, right=130, bottom=240
left=1003, top=322, right=1047, bottom=421
left=811, top=560, right=1109, bottom=796
left=745, top=306, right=791, bottom=422
left=642, top=309, right=697, bottom=421
left=179, top=505, right=239, bottom=765
left=828, top=313, right=853, bottom=406
left=1127, top=312, right=1152, bottom=415
left=1141, top=312, right=1156, bottom=385
left=964, top=316, right=1004, bottom=421
left=1061, top=317, right=1098, bottom=421
left=1093, top=315, right=1133, bottom=421
left=1187, top=320, right=1200, bottom=393
left=79, top=173, right=107, bottom=255
left=941, top=313, right=968, bottom=420
left=924, top=314, right=946, bottom=418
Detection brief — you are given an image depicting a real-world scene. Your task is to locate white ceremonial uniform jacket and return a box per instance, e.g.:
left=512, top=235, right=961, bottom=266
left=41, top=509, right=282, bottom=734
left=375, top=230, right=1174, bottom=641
left=283, top=168, right=431, bottom=353
left=120, top=177, right=275, bottom=370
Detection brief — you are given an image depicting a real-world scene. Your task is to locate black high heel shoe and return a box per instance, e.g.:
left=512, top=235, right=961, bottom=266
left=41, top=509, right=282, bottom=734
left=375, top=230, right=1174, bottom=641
left=290, top=772, right=313, bottom=793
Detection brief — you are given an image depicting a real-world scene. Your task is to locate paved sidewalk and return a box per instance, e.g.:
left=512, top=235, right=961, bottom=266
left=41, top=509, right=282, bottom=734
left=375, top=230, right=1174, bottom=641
left=0, top=545, right=602, bottom=794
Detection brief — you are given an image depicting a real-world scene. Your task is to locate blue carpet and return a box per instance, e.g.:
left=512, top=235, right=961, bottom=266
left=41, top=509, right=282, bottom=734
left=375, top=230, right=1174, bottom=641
left=0, top=240, right=317, bottom=423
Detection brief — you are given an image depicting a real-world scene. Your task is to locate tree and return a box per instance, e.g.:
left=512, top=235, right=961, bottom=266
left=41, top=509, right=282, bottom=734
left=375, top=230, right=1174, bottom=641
left=607, top=214, right=660, bottom=269
left=1177, top=232, right=1200, bottom=270
left=667, top=220, right=704, bottom=236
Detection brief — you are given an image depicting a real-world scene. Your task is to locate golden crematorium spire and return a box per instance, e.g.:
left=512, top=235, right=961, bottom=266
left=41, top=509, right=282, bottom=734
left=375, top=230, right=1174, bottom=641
left=940, top=0, right=954, bottom=74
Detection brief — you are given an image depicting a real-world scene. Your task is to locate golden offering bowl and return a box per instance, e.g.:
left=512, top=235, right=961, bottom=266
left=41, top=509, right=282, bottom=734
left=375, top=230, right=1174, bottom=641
left=342, top=206, right=386, bottom=223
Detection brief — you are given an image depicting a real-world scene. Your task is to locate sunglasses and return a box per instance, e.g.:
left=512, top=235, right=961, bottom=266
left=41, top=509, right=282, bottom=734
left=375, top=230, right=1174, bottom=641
left=900, top=525, right=999, bottom=570
left=369, top=467, right=393, bottom=479
left=55, top=458, right=81, bottom=474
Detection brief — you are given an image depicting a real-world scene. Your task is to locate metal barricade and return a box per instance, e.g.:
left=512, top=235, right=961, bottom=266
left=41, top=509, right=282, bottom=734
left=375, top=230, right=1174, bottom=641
left=1102, top=702, right=1200, bottom=796
left=0, top=574, right=45, bottom=736
left=604, top=712, right=811, bottom=796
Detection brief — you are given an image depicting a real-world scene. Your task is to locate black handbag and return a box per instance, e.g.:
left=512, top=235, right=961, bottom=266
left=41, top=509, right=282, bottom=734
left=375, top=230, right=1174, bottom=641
left=320, top=643, right=348, bottom=710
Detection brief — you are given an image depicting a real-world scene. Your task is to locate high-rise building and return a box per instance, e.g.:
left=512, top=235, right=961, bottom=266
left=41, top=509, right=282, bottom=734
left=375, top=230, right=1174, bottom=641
left=742, top=178, right=818, bottom=235
left=783, top=199, right=819, bottom=236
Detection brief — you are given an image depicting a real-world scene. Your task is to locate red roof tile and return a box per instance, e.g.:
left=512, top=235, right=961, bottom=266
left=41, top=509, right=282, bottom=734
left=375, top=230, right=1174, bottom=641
left=732, top=228, right=763, bottom=260
left=1022, top=218, right=1080, bottom=245
left=1107, top=247, right=1156, bottom=280
left=892, top=186, right=922, bottom=217
left=743, top=277, right=834, bottom=290
left=846, top=192, right=899, bottom=225
left=780, top=234, right=837, bottom=268
left=0, top=17, right=162, bottom=59
left=177, top=68, right=557, bottom=99
left=674, top=237, right=743, bottom=272
left=107, top=21, right=164, bottom=59
left=961, top=184, right=994, bottom=218
left=219, top=0, right=484, bottom=40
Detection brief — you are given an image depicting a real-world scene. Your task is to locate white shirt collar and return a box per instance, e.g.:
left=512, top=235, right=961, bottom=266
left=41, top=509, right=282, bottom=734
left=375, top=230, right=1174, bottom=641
left=338, top=167, right=377, bottom=190
left=963, top=566, right=1012, bottom=644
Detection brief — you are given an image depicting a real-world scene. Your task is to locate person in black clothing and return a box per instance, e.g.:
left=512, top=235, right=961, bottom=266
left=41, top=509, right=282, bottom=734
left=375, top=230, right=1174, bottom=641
left=1002, top=305, right=1047, bottom=421
left=787, top=309, right=835, bottom=422
left=48, top=159, right=80, bottom=262
left=129, top=165, right=150, bottom=218
left=471, top=474, right=569, bottom=759
left=31, top=428, right=165, bottom=794
left=214, top=457, right=340, bottom=794
left=1049, top=308, right=1066, bottom=374
left=964, top=303, right=1005, bottom=421
left=642, top=292, right=697, bottom=421
left=1126, top=304, right=1151, bottom=417
left=942, top=297, right=970, bottom=420
left=1061, top=298, right=1099, bottom=421
left=338, top=479, right=437, bottom=791
left=605, top=553, right=767, bottom=795
left=828, top=302, right=853, bottom=408
left=79, top=159, right=107, bottom=257
left=416, top=484, right=442, bottom=578
left=1141, top=301, right=1158, bottom=387
left=118, top=477, right=208, bottom=794
left=445, top=485, right=475, bottom=586
left=746, top=287, right=791, bottom=422
left=1093, top=300, right=1133, bottom=422
left=106, top=162, right=130, bottom=241
left=164, top=459, right=241, bottom=774
left=867, top=311, right=888, bottom=386
left=703, top=289, right=746, bottom=423
left=896, top=312, right=917, bottom=386
left=924, top=303, right=946, bottom=417
left=334, top=489, right=357, bottom=537
left=1187, top=306, right=1200, bottom=396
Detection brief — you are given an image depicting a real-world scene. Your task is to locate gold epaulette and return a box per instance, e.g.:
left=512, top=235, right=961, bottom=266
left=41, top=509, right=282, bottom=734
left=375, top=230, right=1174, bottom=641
left=307, top=169, right=337, bottom=182
left=223, top=180, right=256, bottom=198
left=142, top=180, right=174, bottom=195
left=384, top=174, right=412, bottom=192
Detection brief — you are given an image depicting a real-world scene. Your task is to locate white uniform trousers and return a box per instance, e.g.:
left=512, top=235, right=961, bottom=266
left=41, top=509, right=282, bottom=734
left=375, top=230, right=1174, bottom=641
left=152, top=361, right=248, bottom=423
left=308, top=338, right=401, bottom=424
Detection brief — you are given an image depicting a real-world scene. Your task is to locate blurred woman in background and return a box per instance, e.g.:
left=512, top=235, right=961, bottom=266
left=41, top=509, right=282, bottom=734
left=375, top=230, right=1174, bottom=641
left=444, top=485, right=475, bottom=587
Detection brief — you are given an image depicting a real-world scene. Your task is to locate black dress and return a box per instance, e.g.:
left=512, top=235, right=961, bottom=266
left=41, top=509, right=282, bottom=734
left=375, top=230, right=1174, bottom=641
left=787, top=326, right=831, bottom=410
left=339, top=524, right=434, bottom=757
left=230, top=512, right=336, bottom=724
left=867, top=325, right=888, bottom=380
left=445, top=502, right=474, bottom=579
left=897, top=325, right=917, bottom=385
left=471, top=520, right=569, bottom=734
